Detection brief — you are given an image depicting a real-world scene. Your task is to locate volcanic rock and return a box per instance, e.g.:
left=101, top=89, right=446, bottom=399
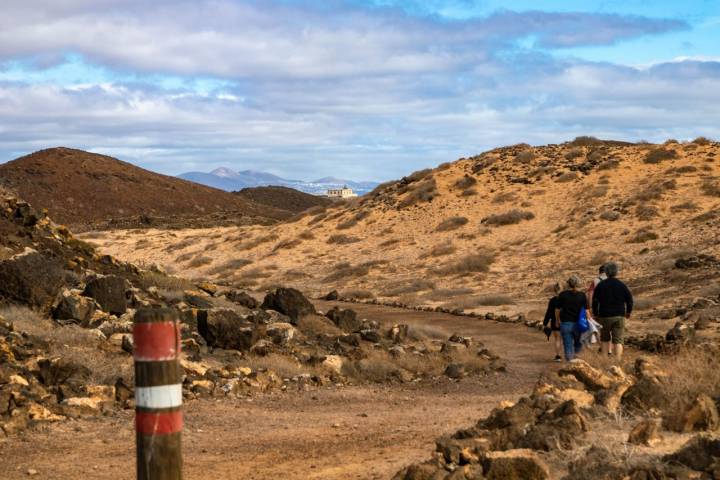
left=83, top=275, right=128, bottom=315
left=261, top=288, right=316, bottom=324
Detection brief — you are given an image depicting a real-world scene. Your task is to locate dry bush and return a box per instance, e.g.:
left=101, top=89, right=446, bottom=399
left=81, top=231, right=107, bottom=239
left=435, top=252, right=495, bottom=275
left=701, top=179, right=720, bottom=197
left=670, top=201, right=699, bottom=212
left=635, top=179, right=677, bottom=202
left=208, top=258, right=253, bottom=276
left=405, top=325, right=447, bottom=341
left=435, top=216, right=469, bottom=232
left=492, top=191, right=517, bottom=204
left=667, top=165, right=698, bottom=174
left=628, top=228, right=658, bottom=243
left=405, top=168, right=433, bottom=183
left=482, top=209, right=535, bottom=226
left=571, top=136, right=603, bottom=147
left=693, top=209, right=720, bottom=222
left=273, top=238, right=302, bottom=251
left=530, top=166, right=555, bottom=177
left=341, top=289, right=374, bottom=299
left=298, top=230, right=315, bottom=240
left=307, top=212, right=328, bottom=226
left=597, top=158, right=620, bottom=170
left=460, top=188, right=478, bottom=197
left=564, top=148, right=584, bottom=160
left=379, top=238, right=400, bottom=248
left=691, top=136, right=713, bottom=145
left=245, top=353, right=319, bottom=379
left=557, top=171, right=579, bottom=183
left=323, top=262, right=370, bottom=282
left=643, top=148, right=677, bottom=164
left=187, top=255, right=213, bottom=268
left=454, top=175, right=477, bottom=190
left=421, top=242, right=456, bottom=258
left=175, top=252, right=194, bottom=263
left=327, top=234, right=361, bottom=245
left=382, top=279, right=436, bottom=297
left=661, top=348, right=720, bottom=423
left=635, top=205, right=660, bottom=221
left=588, top=251, right=612, bottom=266
left=138, top=271, right=195, bottom=291
left=398, top=177, right=438, bottom=208
left=164, top=237, right=195, bottom=253
left=237, top=233, right=279, bottom=250
left=235, top=268, right=272, bottom=281
left=515, top=149, right=535, bottom=164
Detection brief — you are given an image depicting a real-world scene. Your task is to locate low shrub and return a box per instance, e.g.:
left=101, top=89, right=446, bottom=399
left=382, top=279, right=436, bottom=297
left=341, top=289, right=375, bottom=299
left=435, top=252, right=495, bottom=275
left=515, top=149, right=535, bottom=164
left=691, top=136, right=713, bottom=145
left=635, top=179, right=677, bottom=202
left=628, top=228, right=659, bottom=243
left=643, top=148, right=677, bottom=164
left=379, top=238, right=400, bottom=248
left=597, top=158, right=620, bottom=170
left=454, top=175, right=477, bottom=190
left=482, top=209, right=535, bottom=226
left=398, top=177, right=438, bottom=208
left=670, top=201, right=698, bottom=212
left=564, top=147, right=584, bottom=160
left=701, top=179, right=720, bottom=197
left=187, top=255, right=213, bottom=268
left=298, top=230, right=315, bottom=240
left=460, top=188, right=478, bottom=196
left=327, top=234, right=361, bottom=245
left=492, top=191, right=517, bottom=204
left=570, top=136, right=602, bottom=146
left=323, top=263, right=370, bottom=282
left=421, top=242, right=456, bottom=258
left=207, top=258, right=253, bottom=275
left=435, top=216, right=469, bottom=232
left=556, top=171, right=579, bottom=183
left=636, top=205, right=660, bottom=221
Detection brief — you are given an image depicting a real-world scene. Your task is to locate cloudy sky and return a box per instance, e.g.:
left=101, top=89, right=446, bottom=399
left=1, top=0, right=718, bottom=181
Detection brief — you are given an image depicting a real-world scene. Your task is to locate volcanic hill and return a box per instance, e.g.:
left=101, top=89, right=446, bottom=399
left=0, top=147, right=295, bottom=231
left=235, top=186, right=332, bottom=214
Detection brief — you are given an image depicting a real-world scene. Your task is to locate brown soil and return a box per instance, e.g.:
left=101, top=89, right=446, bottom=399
left=0, top=147, right=292, bottom=231
left=0, top=302, right=558, bottom=480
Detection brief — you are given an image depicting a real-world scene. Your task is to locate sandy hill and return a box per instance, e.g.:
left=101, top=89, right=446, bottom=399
left=235, top=185, right=332, bottom=214
left=88, top=137, right=720, bottom=339
left=0, top=147, right=294, bottom=231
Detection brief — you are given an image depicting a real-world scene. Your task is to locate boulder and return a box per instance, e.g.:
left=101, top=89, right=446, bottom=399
left=324, top=290, right=340, bottom=301
left=261, top=288, right=316, bottom=324
left=483, top=449, right=550, bottom=480
left=663, top=434, right=720, bottom=473
left=672, top=394, right=720, bottom=433
left=558, top=360, right=613, bottom=391
left=83, top=275, right=128, bottom=315
left=628, top=419, right=663, bottom=446
left=326, top=307, right=362, bottom=333
left=225, top=290, right=259, bottom=309
left=392, top=461, right=446, bottom=480
left=622, top=358, right=669, bottom=412
left=197, top=308, right=257, bottom=350
left=564, top=445, right=629, bottom=480
left=266, top=322, right=296, bottom=346
left=183, top=292, right=214, bottom=309
left=37, top=357, right=90, bottom=386
left=53, top=290, right=96, bottom=325
left=250, top=339, right=273, bottom=356
left=444, top=363, right=465, bottom=379
left=196, top=282, right=218, bottom=296
left=0, top=251, right=68, bottom=313
left=360, top=329, right=381, bottom=343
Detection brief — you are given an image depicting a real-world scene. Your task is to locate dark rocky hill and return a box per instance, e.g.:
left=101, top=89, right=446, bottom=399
left=235, top=186, right=332, bottom=214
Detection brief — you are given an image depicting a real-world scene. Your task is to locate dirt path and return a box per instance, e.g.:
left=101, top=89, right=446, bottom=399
left=0, top=302, right=559, bottom=480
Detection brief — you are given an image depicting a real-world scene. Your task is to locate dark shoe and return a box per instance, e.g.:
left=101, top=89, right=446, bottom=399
left=554, top=355, right=562, bottom=362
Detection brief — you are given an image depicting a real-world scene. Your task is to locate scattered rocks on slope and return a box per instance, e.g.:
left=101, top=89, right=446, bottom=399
left=0, top=251, right=69, bottom=313
left=82, top=275, right=129, bottom=315
left=326, top=307, right=362, bottom=333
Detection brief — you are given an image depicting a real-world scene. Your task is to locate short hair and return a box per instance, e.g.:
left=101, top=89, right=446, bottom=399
left=553, top=282, right=562, bottom=294
left=567, top=275, right=582, bottom=289
left=598, top=265, right=605, bottom=274
left=604, top=262, right=619, bottom=277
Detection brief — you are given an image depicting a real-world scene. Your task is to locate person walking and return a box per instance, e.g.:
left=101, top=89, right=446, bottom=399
left=543, top=282, right=563, bottom=362
left=592, top=261, right=633, bottom=360
left=555, top=275, right=588, bottom=361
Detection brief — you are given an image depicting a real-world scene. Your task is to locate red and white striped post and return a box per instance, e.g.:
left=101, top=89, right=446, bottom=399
left=133, top=308, right=183, bottom=480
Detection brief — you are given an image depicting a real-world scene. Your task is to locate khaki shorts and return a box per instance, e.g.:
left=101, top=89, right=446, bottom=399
left=599, top=316, right=625, bottom=345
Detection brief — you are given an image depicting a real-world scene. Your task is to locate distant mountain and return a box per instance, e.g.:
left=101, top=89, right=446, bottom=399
left=178, top=168, right=379, bottom=195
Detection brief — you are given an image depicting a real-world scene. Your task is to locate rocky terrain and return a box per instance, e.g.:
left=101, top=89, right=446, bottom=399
left=0, top=147, right=299, bottom=231
left=0, top=187, right=502, bottom=441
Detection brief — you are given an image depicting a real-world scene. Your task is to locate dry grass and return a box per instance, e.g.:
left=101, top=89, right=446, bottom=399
left=660, top=348, right=720, bottom=425
left=327, top=234, right=361, bottom=245
left=323, top=262, right=370, bottom=282
left=273, top=238, right=302, bottom=251
left=207, top=258, right=253, bottom=276
left=628, top=228, right=659, bottom=243
left=435, top=252, right=495, bottom=275
left=454, top=175, right=477, bottom=190
left=237, top=233, right=280, bottom=250
left=492, top=191, right=518, bottom=204
left=635, top=205, right=660, bottom=221
left=379, top=238, right=401, bottom=248
left=701, top=178, right=720, bottom=197
left=482, top=209, right=535, bottom=226
left=298, top=230, right=315, bottom=240
left=187, top=254, right=213, bottom=268
left=670, top=201, right=698, bottom=212
left=598, top=158, right=620, bottom=170
left=341, top=289, right=375, bottom=299
left=435, top=216, right=468, bottom=232
left=515, top=149, right=536, bottom=164
left=245, top=353, right=320, bottom=379
left=398, top=177, right=438, bottom=208
left=634, top=179, right=676, bottom=202
left=381, top=279, right=436, bottom=297
left=138, top=271, right=195, bottom=291
left=421, top=242, right=456, bottom=258
left=564, top=148, right=584, bottom=160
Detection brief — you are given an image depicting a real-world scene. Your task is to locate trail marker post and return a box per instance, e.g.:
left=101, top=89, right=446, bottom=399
left=133, top=308, right=183, bottom=480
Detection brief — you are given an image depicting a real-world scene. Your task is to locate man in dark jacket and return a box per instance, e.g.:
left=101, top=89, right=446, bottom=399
left=592, top=261, right=633, bottom=359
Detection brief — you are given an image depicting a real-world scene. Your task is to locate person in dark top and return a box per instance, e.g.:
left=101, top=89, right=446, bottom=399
left=543, top=282, right=563, bottom=362
left=554, top=275, right=587, bottom=361
left=592, top=261, right=633, bottom=360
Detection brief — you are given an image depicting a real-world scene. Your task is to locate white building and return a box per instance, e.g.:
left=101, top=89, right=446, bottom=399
left=326, top=186, right=358, bottom=198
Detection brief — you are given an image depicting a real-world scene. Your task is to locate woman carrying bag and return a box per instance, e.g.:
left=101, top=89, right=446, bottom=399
left=554, top=275, right=588, bottom=362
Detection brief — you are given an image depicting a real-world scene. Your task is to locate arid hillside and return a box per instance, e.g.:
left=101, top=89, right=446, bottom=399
left=88, top=137, right=720, bottom=338
left=235, top=185, right=333, bottom=214
left=0, top=147, right=293, bottom=231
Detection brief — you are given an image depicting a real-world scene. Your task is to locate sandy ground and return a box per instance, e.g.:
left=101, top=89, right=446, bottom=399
left=0, top=301, right=562, bottom=480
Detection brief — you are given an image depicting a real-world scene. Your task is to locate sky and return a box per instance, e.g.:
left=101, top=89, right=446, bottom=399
left=0, top=1, right=719, bottom=181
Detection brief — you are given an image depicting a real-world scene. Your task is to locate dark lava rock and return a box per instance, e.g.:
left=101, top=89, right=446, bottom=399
left=225, top=290, right=259, bottom=309
left=0, top=252, right=68, bottom=313
left=83, top=275, right=129, bottom=315
left=261, top=288, right=316, bottom=324
left=197, top=308, right=257, bottom=350
left=326, top=307, right=362, bottom=333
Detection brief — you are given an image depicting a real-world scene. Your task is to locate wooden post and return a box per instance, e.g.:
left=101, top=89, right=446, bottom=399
left=134, top=308, right=183, bottom=480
